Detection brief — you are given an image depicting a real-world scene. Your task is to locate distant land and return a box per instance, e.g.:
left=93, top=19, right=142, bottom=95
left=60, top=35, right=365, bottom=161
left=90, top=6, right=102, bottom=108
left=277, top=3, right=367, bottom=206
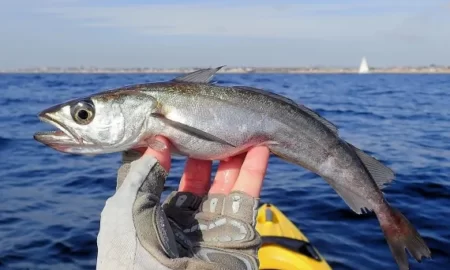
left=1, top=65, right=450, bottom=74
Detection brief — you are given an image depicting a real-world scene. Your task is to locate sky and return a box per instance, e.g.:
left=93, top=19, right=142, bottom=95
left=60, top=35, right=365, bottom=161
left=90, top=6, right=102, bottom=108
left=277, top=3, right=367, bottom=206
left=0, top=0, right=449, bottom=68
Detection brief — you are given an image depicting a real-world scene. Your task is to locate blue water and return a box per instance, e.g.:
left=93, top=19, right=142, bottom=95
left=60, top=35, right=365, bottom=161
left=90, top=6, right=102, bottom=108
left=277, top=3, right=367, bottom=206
left=0, top=73, right=449, bottom=270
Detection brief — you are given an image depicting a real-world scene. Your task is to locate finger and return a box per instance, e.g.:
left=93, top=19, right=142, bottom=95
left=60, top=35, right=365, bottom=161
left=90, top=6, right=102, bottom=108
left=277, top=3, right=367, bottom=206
left=142, top=136, right=172, bottom=172
left=209, top=153, right=246, bottom=195
left=232, top=146, right=270, bottom=197
left=179, top=158, right=212, bottom=196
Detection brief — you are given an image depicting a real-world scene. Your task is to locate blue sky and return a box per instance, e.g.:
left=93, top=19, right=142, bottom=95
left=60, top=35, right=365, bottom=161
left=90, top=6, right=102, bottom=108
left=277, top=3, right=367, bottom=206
left=1, top=0, right=449, bottom=68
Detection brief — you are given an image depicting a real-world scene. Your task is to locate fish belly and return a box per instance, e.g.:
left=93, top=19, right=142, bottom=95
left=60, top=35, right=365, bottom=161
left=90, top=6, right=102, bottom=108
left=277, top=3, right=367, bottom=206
left=158, top=97, right=275, bottom=160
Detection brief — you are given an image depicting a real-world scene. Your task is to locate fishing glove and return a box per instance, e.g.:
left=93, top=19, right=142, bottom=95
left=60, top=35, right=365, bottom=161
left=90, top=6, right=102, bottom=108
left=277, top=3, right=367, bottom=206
left=96, top=150, right=261, bottom=270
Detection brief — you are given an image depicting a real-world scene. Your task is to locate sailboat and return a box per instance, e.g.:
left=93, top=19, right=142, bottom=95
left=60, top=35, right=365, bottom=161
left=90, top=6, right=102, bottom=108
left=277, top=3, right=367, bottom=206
left=358, top=57, right=370, bottom=74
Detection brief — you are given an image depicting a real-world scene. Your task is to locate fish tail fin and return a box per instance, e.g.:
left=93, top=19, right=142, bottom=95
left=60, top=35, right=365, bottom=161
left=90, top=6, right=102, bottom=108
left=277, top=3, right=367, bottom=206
left=376, top=204, right=431, bottom=270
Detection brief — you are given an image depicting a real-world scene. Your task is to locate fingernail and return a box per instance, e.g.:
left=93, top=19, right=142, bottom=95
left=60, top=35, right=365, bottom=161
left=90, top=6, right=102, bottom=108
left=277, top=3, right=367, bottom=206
left=156, top=136, right=170, bottom=150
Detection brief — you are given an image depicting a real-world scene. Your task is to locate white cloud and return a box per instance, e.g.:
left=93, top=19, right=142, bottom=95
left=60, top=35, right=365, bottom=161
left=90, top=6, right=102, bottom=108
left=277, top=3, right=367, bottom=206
left=35, top=0, right=449, bottom=40
left=1, top=0, right=449, bottom=68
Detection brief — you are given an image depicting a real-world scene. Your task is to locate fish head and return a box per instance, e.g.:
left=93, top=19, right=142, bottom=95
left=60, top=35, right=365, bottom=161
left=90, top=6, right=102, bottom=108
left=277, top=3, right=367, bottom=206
left=34, top=89, right=160, bottom=154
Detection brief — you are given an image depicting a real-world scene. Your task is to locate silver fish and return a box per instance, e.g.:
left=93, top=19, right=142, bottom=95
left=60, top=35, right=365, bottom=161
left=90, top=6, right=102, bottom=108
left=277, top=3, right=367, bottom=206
left=34, top=67, right=431, bottom=269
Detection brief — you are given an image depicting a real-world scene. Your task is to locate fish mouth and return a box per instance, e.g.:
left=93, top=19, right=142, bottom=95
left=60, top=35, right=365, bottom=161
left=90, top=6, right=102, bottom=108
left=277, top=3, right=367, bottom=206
left=34, top=113, right=88, bottom=151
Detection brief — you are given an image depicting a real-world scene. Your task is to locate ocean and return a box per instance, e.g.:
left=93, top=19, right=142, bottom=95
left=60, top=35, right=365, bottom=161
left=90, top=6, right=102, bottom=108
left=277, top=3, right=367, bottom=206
left=0, top=73, right=449, bottom=270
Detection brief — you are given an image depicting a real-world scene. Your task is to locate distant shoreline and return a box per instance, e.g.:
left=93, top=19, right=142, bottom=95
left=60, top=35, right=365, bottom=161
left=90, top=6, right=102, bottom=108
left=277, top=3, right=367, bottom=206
left=1, top=66, right=450, bottom=74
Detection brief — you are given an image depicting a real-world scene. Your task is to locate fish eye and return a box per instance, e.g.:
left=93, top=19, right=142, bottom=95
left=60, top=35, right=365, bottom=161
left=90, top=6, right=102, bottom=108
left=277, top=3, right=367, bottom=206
left=70, top=99, right=95, bottom=125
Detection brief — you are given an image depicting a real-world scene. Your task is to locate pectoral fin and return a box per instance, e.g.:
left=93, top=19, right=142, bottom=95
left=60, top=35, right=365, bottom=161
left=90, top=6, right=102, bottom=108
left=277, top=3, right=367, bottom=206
left=151, top=113, right=235, bottom=147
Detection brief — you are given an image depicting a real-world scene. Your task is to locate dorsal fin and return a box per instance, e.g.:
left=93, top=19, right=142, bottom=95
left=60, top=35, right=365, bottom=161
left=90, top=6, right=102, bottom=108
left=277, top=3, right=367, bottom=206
left=349, top=143, right=395, bottom=189
left=172, top=66, right=225, bottom=83
left=233, top=86, right=338, bottom=134
left=234, top=86, right=299, bottom=107
left=297, top=104, right=338, bottom=134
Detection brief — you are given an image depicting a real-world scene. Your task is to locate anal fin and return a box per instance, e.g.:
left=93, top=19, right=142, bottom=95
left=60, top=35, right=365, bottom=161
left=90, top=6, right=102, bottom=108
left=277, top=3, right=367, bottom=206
left=323, top=176, right=373, bottom=214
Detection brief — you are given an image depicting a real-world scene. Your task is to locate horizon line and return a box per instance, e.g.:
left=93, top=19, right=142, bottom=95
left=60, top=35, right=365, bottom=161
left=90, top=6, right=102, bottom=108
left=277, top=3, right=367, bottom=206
left=1, top=63, right=449, bottom=70
left=2, top=65, right=450, bottom=74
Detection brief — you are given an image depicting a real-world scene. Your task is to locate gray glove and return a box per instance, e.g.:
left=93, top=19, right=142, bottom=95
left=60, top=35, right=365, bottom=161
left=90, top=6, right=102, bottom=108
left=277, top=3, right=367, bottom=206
left=96, top=150, right=261, bottom=270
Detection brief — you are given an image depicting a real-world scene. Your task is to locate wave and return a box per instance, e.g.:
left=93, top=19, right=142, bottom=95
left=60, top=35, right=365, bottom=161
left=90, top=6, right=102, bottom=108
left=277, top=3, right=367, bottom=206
left=1, top=73, right=449, bottom=270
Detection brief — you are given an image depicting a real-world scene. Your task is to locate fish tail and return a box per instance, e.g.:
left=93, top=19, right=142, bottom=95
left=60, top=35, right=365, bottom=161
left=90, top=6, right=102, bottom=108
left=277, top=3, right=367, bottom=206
left=376, top=203, right=431, bottom=270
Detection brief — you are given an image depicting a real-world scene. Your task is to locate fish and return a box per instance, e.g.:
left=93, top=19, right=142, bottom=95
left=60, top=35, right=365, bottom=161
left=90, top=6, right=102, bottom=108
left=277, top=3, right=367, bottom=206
left=34, top=66, right=431, bottom=269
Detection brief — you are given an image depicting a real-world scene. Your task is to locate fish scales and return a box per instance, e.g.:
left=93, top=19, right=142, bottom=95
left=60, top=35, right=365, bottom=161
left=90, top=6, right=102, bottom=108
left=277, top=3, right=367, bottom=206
left=33, top=67, right=431, bottom=270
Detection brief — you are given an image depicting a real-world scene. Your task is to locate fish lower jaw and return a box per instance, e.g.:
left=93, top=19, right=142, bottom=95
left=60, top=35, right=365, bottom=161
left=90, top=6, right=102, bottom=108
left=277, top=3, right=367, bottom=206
left=33, top=130, right=96, bottom=154
left=33, top=130, right=87, bottom=145
left=37, top=115, right=81, bottom=143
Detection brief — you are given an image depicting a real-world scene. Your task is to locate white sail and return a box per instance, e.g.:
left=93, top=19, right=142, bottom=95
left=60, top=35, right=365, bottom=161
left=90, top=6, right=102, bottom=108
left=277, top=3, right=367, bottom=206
left=358, top=57, right=370, bottom=74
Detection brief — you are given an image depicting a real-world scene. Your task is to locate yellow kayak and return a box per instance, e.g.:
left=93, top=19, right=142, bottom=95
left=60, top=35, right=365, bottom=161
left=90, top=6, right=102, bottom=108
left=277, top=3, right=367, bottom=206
left=256, top=203, right=332, bottom=270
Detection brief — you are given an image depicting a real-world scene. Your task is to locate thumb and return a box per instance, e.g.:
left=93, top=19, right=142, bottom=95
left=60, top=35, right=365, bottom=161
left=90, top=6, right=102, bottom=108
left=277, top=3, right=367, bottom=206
left=117, top=136, right=171, bottom=190
left=142, top=136, right=172, bottom=172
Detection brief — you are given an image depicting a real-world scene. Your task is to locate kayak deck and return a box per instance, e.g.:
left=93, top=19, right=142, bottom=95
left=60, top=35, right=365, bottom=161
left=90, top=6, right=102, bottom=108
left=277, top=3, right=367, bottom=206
left=256, top=203, right=332, bottom=270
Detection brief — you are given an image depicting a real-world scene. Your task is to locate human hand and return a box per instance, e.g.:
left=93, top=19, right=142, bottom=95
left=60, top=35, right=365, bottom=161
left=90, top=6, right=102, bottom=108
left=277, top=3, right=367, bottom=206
left=96, top=136, right=270, bottom=270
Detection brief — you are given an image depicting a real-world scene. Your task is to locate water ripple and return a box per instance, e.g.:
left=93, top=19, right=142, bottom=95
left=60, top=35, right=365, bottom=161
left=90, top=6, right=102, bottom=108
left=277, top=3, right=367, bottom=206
left=0, top=73, right=449, bottom=269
